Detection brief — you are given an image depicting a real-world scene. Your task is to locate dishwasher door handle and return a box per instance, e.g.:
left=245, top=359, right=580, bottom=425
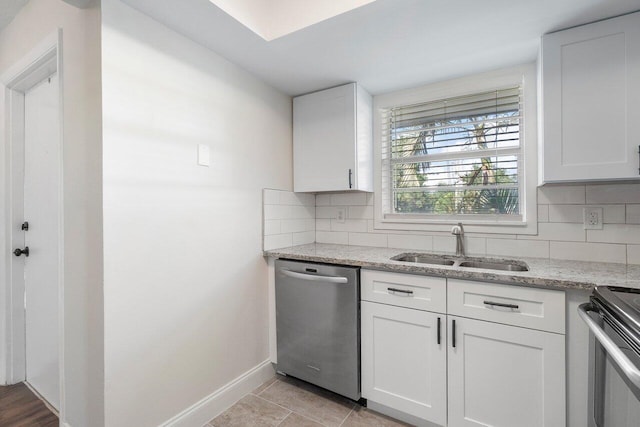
left=280, top=269, right=349, bottom=284
left=578, top=303, right=640, bottom=389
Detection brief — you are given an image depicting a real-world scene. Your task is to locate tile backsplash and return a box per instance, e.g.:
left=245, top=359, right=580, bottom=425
left=263, top=189, right=315, bottom=250
left=264, top=183, right=640, bottom=264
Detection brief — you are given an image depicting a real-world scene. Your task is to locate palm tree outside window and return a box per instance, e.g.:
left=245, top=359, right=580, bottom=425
left=382, top=87, right=522, bottom=220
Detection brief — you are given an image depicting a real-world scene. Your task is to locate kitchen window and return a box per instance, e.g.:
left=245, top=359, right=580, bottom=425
left=373, top=65, right=538, bottom=234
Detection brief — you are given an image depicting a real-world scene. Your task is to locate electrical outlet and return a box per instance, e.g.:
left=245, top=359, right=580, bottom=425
left=336, top=208, right=346, bottom=223
left=584, top=207, right=603, bottom=230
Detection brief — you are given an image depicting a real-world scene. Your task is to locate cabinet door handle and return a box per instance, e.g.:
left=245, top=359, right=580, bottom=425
left=483, top=300, right=519, bottom=310
left=348, top=169, right=353, bottom=189
left=452, top=319, right=456, bottom=348
left=637, top=145, right=639, bottom=175
left=387, top=287, right=413, bottom=296
left=437, top=317, right=441, bottom=345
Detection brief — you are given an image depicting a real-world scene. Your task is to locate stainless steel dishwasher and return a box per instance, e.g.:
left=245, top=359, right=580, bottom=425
left=275, top=259, right=360, bottom=401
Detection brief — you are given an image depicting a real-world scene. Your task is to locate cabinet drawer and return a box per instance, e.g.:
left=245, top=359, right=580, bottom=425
left=447, top=279, right=565, bottom=334
left=361, top=270, right=446, bottom=313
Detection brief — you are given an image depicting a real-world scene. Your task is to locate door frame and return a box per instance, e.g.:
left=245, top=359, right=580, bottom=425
left=0, top=30, right=64, bottom=415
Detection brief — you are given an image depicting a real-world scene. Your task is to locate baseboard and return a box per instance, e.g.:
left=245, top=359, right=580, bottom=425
left=160, top=359, right=275, bottom=427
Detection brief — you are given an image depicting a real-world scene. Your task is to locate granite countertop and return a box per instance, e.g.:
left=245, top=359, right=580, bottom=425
left=264, top=243, right=640, bottom=291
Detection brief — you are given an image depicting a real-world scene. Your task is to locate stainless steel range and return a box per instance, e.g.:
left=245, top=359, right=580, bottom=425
left=579, top=286, right=640, bottom=427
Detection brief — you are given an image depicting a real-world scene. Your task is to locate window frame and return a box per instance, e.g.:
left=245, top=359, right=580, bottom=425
left=373, top=63, right=538, bottom=235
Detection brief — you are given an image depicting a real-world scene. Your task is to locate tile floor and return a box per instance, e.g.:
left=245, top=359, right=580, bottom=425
left=205, top=375, right=411, bottom=427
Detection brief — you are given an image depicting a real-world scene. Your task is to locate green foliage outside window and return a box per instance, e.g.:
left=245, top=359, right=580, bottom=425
left=390, top=108, right=520, bottom=216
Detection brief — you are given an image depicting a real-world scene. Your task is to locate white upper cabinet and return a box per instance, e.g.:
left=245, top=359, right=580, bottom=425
left=540, top=11, right=640, bottom=183
left=293, top=83, right=373, bottom=192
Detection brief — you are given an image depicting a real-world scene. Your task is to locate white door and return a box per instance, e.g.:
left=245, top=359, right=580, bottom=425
left=361, top=301, right=447, bottom=425
left=22, top=73, right=60, bottom=410
left=447, top=316, right=565, bottom=427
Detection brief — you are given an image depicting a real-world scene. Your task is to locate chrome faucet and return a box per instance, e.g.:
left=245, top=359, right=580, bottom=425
left=451, top=223, right=465, bottom=257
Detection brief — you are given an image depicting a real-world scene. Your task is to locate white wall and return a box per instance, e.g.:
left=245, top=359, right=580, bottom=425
left=101, top=0, right=292, bottom=425
left=0, top=59, right=6, bottom=388
left=0, top=0, right=104, bottom=426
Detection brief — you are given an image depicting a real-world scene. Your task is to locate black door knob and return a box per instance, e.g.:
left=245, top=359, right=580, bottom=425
left=14, top=247, right=29, bottom=257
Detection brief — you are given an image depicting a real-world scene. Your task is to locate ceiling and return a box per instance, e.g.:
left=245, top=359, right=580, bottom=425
left=0, top=0, right=28, bottom=31
left=0, top=0, right=95, bottom=32
left=4, top=1, right=640, bottom=96
left=118, top=0, right=640, bottom=96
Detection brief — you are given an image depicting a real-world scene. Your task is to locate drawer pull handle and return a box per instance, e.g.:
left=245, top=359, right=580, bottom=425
left=387, top=287, right=413, bottom=296
left=483, top=300, right=519, bottom=310
left=437, top=317, right=441, bottom=345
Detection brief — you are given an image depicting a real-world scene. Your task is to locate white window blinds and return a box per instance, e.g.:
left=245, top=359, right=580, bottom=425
left=381, top=86, right=523, bottom=221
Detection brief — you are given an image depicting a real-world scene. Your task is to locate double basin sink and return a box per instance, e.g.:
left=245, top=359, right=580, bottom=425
left=391, top=253, right=529, bottom=272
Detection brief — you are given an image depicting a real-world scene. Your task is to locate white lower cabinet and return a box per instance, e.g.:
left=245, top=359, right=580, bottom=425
left=360, top=269, right=566, bottom=427
left=447, top=316, right=566, bottom=427
left=361, top=301, right=447, bottom=425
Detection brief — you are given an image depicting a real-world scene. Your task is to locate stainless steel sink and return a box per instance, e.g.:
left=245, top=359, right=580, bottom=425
left=391, top=253, right=529, bottom=272
left=390, top=253, right=456, bottom=266
left=457, top=260, right=529, bottom=272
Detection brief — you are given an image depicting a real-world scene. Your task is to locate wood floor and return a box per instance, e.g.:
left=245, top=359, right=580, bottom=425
left=0, top=383, right=58, bottom=427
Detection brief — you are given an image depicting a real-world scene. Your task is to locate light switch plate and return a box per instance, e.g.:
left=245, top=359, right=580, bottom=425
left=198, top=144, right=210, bottom=167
